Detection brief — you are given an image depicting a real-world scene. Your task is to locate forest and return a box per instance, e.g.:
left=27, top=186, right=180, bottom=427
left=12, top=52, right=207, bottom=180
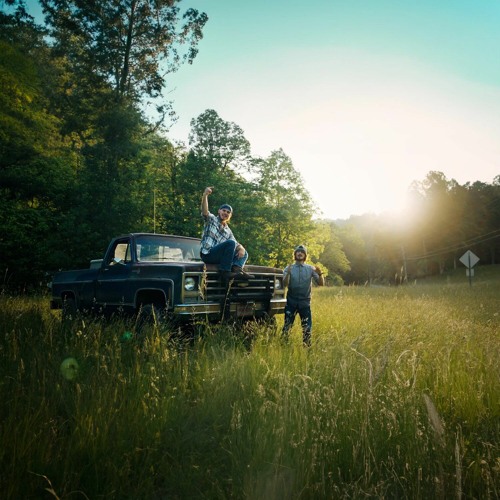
left=1, top=0, right=499, bottom=291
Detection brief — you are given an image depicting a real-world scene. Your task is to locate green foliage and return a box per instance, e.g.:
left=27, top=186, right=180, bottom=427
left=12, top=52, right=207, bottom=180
left=0, top=2, right=210, bottom=288
left=0, top=32, right=80, bottom=286
left=39, top=0, right=207, bottom=105
left=189, top=109, right=252, bottom=172
left=316, top=221, right=350, bottom=283
left=0, top=40, right=59, bottom=166
left=336, top=171, right=500, bottom=284
left=249, top=149, right=319, bottom=267
left=1, top=271, right=498, bottom=498
left=169, top=113, right=328, bottom=270
left=1, top=3, right=499, bottom=292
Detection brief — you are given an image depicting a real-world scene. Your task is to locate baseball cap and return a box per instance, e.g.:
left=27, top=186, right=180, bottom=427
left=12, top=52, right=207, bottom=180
left=294, top=245, right=307, bottom=255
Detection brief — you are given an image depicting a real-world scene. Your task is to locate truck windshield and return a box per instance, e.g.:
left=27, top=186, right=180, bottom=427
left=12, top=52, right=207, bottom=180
left=135, top=235, right=201, bottom=262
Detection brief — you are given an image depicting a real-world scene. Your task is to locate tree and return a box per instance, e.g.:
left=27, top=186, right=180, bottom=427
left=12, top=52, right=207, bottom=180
left=0, top=9, right=82, bottom=287
left=39, top=0, right=207, bottom=117
left=463, top=181, right=500, bottom=264
left=188, top=109, right=251, bottom=172
left=317, top=223, right=350, bottom=282
left=249, top=149, right=318, bottom=267
left=161, top=109, right=256, bottom=246
left=34, top=0, right=208, bottom=254
left=406, top=171, right=457, bottom=274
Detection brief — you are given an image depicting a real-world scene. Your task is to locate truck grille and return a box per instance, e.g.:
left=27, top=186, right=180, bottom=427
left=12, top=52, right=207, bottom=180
left=179, top=269, right=286, bottom=319
left=201, top=271, right=278, bottom=302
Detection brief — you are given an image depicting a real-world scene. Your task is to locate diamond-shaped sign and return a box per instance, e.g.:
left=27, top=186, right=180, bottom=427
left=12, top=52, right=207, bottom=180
left=459, top=250, right=479, bottom=269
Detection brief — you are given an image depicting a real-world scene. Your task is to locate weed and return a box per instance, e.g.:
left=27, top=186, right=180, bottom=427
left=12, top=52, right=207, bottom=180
left=0, top=270, right=499, bottom=498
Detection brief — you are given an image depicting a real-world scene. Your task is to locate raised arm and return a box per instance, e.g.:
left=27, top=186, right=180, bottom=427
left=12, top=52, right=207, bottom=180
left=201, top=186, right=213, bottom=217
left=314, top=266, right=325, bottom=286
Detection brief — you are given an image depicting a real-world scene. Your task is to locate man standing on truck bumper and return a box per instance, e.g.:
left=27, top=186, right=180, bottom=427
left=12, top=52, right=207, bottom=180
left=200, top=187, right=253, bottom=281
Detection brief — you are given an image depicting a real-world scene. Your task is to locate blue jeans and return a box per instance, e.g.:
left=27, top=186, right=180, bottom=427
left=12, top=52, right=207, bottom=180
left=282, top=298, right=312, bottom=345
left=201, top=240, right=248, bottom=272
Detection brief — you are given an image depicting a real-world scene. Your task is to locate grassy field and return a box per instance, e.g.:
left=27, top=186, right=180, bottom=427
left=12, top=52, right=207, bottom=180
left=1, top=266, right=499, bottom=499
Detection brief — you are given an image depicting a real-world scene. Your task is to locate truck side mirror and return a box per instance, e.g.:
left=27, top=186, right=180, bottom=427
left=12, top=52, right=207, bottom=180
left=111, top=257, right=125, bottom=266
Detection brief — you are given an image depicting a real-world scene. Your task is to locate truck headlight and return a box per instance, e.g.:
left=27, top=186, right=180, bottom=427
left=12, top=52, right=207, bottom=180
left=275, top=278, right=282, bottom=290
left=184, top=277, right=197, bottom=291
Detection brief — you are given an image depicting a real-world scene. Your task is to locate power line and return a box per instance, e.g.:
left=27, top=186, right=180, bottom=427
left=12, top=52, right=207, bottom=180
left=406, top=228, right=500, bottom=261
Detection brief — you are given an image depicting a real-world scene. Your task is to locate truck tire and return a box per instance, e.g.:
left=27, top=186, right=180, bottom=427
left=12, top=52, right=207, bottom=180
left=62, top=297, right=78, bottom=322
left=136, top=303, right=165, bottom=333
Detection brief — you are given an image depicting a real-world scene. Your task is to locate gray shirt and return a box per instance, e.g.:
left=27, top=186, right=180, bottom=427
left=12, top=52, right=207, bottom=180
left=284, top=262, right=322, bottom=302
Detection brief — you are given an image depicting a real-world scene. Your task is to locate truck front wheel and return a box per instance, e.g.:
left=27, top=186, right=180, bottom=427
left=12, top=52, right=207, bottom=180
left=135, top=303, right=167, bottom=332
left=62, top=297, right=78, bottom=322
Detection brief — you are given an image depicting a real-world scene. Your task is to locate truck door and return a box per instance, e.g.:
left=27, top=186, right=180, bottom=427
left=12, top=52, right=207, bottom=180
left=95, top=238, right=134, bottom=310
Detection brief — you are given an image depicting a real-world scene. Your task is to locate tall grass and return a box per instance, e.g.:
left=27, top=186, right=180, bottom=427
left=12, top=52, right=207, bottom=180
left=1, top=267, right=499, bottom=498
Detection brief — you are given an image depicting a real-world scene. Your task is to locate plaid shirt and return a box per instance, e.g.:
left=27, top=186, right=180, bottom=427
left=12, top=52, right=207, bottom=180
left=200, top=212, right=237, bottom=255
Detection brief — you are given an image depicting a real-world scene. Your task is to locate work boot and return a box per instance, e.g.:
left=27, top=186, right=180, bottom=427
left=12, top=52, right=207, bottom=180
left=231, top=266, right=255, bottom=280
left=219, top=270, right=236, bottom=283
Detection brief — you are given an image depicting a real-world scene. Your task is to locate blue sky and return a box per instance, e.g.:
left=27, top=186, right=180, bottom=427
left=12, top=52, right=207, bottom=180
left=26, top=0, right=500, bottom=219
left=165, top=0, right=500, bottom=219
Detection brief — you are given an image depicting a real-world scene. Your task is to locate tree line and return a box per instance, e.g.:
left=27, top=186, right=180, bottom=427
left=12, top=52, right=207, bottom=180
left=1, top=0, right=499, bottom=291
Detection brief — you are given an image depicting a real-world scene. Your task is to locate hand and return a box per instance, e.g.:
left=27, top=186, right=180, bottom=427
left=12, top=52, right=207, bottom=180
left=204, top=187, right=213, bottom=196
left=236, top=245, right=246, bottom=258
left=315, top=266, right=323, bottom=275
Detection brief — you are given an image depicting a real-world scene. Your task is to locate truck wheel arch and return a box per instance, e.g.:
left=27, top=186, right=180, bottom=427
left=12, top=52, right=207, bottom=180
left=135, top=288, right=169, bottom=311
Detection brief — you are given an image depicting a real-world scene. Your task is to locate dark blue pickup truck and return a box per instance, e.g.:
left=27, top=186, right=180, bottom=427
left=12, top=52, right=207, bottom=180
left=50, top=233, right=286, bottom=323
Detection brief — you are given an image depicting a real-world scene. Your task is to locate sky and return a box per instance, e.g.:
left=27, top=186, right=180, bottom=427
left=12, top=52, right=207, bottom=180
left=26, top=0, right=500, bottom=219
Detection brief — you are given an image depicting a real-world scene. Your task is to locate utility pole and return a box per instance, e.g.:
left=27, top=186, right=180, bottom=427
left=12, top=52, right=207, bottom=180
left=153, top=188, right=156, bottom=234
left=401, top=245, right=408, bottom=282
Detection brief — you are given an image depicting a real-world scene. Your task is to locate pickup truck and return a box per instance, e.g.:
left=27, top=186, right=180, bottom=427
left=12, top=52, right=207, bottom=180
left=50, top=233, right=286, bottom=324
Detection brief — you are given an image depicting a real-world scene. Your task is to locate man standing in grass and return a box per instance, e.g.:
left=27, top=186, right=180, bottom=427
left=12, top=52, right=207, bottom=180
left=282, top=245, right=324, bottom=346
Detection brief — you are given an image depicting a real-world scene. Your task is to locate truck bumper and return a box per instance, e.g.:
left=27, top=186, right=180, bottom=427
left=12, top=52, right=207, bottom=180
left=173, top=298, right=286, bottom=318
